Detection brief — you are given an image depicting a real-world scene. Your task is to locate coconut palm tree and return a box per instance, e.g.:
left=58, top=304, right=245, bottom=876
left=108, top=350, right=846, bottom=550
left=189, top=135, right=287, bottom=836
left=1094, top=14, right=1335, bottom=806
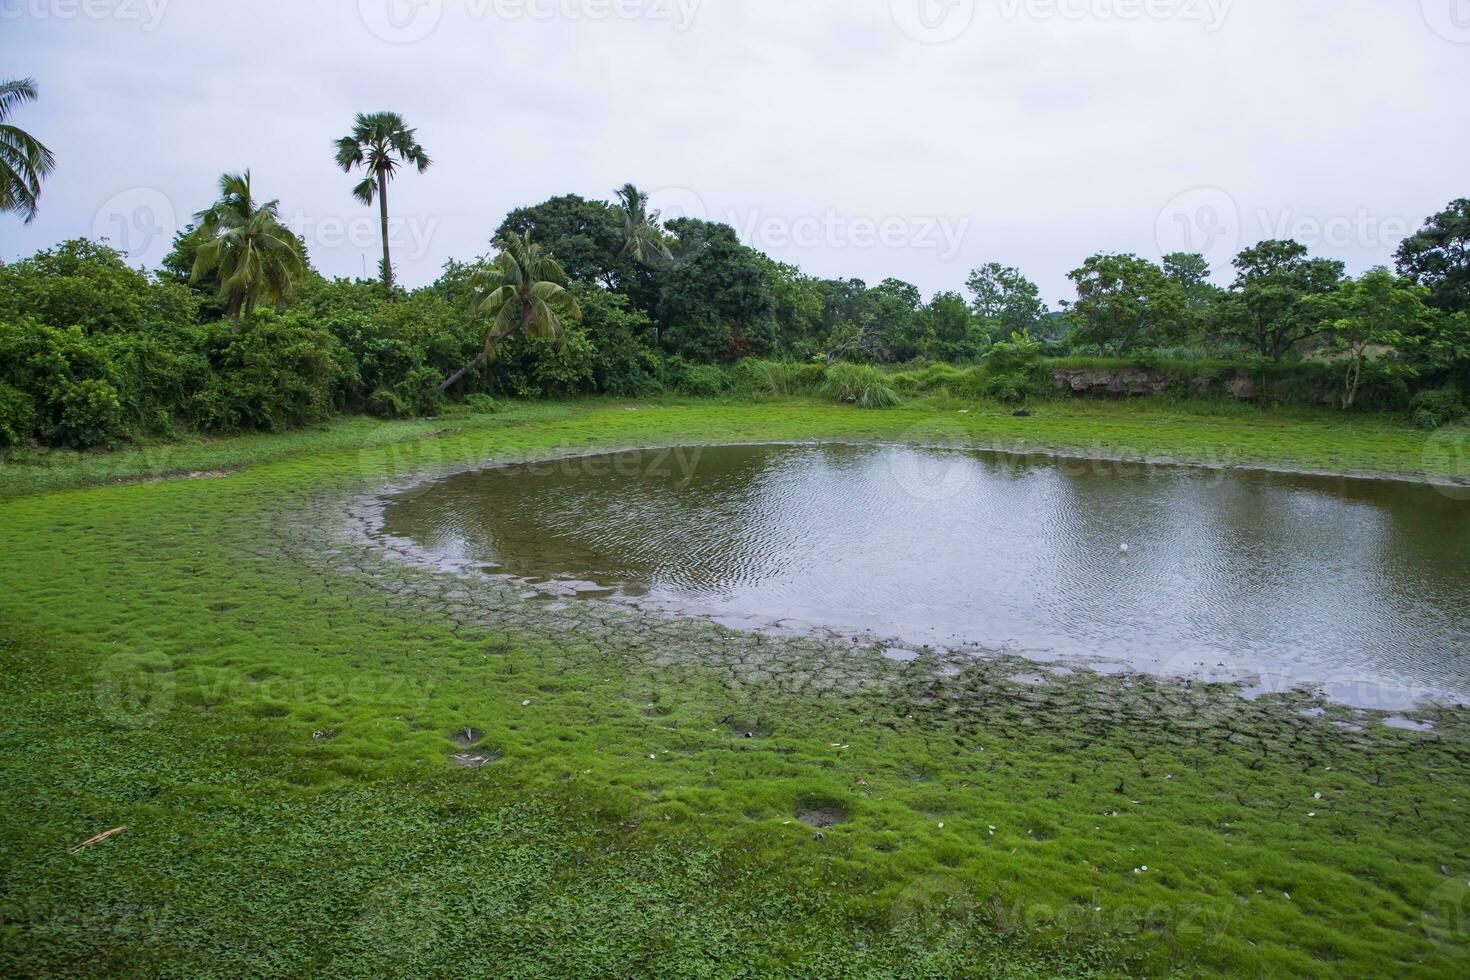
left=190, top=170, right=307, bottom=332
left=335, top=111, right=431, bottom=299
left=439, top=232, right=582, bottom=391
left=0, top=78, right=57, bottom=224
left=614, top=182, right=672, bottom=268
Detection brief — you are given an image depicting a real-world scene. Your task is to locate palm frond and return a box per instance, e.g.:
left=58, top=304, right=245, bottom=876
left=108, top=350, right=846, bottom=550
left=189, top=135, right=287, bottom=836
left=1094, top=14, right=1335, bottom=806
left=0, top=79, right=53, bottom=223
left=0, top=78, right=40, bottom=123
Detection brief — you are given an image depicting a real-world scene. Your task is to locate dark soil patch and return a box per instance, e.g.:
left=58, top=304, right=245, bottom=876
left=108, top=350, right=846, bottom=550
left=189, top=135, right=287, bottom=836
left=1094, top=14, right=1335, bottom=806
left=451, top=749, right=501, bottom=770
left=795, top=796, right=848, bottom=829
left=725, top=717, right=771, bottom=739
left=449, top=726, right=483, bottom=747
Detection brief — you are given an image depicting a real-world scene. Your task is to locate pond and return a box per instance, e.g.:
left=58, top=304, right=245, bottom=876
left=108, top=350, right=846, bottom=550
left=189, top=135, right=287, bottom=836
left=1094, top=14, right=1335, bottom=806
left=377, top=443, right=1470, bottom=709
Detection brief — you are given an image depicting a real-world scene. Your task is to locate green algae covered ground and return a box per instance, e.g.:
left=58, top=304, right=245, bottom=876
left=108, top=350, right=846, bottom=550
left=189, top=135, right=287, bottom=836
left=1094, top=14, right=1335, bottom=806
left=2, top=398, right=1469, bottom=977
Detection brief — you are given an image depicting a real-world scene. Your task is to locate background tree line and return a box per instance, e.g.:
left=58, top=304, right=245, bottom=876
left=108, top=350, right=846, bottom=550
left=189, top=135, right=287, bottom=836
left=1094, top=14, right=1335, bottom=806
left=1, top=93, right=1466, bottom=448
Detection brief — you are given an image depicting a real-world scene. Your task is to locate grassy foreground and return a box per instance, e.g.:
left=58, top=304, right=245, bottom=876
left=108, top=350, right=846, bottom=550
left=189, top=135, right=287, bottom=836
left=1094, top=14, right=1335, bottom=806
left=2, top=398, right=1468, bottom=977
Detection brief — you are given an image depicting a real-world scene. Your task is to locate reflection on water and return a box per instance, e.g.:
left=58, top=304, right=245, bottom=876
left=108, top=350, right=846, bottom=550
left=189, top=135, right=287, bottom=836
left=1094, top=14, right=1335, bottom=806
left=379, top=443, right=1470, bottom=708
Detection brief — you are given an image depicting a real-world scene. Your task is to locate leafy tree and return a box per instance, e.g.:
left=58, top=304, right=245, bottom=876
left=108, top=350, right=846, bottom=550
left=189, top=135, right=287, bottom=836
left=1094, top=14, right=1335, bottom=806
left=1064, top=253, right=1187, bottom=354
left=497, top=194, right=625, bottom=287
left=613, top=183, right=672, bottom=270
left=1315, top=269, right=1428, bottom=410
left=439, top=232, right=582, bottom=391
left=1162, top=252, right=1223, bottom=314
left=924, top=290, right=980, bottom=362
left=190, top=171, right=308, bottom=332
left=1395, top=198, right=1470, bottom=313
left=0, top=238, right=197, bottom=334
left=1417, top=310, right=1470, bottom=393
left=871, top=279, right=926, bottom=361
left=656, top=218, right=777, bottom=361
left=571, top=284, right=660, bottom=395
left=335, top=111, right=432, bottom=298
left=966, top=262, right=1048, bottom=339
left=761, top=259, right=825, bottom=356
left=0, top=78, right=56, bottom=224
left=1216, top=240, right=1344, bottom=360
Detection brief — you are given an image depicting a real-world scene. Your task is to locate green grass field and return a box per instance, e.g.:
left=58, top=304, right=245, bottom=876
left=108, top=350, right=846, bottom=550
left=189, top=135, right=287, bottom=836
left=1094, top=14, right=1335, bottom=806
left=2, top=399, right=1468, bottom=977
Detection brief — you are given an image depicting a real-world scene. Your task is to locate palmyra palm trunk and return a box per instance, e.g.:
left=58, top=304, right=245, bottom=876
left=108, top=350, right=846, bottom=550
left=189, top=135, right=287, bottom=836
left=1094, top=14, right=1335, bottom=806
left=378, top=173, right=393, bottom=299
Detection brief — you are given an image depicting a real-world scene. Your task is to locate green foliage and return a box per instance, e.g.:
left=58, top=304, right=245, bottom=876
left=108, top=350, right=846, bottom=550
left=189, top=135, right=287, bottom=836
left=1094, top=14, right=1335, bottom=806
left=1395, top=197, right=1469, bottom=313
left=657, top=219, right=778, bottom=361
left=1064, top=253, right=1188, bottom=354
left=659, top=356, right=731, bottom=397
left=1409, top=387, right=1466, bottom=429
left=0, top=382, right=36, bottom=447
left=733, top=358, right=826, bottom=396
left=515, top=330, right=598, bottom=397
left=980, top=329, right=1051, bottom=403
left=1315, top=268, right=1429, bottom=410
left=190, top=171, right=308, bottom=329
left=966, top=261, right=1049, bottom=339
left=821, top=362, right=901, bottom=408
left=0, top=237, right=198, bottom=332
left=1216, top=239, right=1345, bottom=360
left=573, top=285, right=662, bottom=396
left=0, top=77, right=56, bottom=224
left=10, top=190, right=1470, bottom=449
left=468, top=231, right=583, bottom=359
left=498, top=193, right=627, bottom=287
left=189, top=316, right=349, bottom=431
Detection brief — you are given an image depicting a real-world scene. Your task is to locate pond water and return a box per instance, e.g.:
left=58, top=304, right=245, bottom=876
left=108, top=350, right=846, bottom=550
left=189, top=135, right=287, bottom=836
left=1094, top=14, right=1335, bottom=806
left=377, top=443, right=1470, bottom=709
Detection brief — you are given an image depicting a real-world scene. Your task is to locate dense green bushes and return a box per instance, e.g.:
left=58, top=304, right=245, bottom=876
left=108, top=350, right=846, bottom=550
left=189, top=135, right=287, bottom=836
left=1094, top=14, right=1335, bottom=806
left=0, top=242, right=372, bottom=448
left=3, top=230, right=1467, bottom=453
left=820, top=363, right=901, bottom=408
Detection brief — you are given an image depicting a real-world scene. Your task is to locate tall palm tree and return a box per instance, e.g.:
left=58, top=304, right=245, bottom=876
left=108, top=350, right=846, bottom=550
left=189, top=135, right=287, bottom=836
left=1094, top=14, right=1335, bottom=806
left=439, top=232, right=582, bottom=391
left=614, top=183, right=672, bottom=268
left=335, top=111, right=431, bottom=299
left=190, top=170, right=307, bottom=332
left=0, top=78, right=57, bottom=224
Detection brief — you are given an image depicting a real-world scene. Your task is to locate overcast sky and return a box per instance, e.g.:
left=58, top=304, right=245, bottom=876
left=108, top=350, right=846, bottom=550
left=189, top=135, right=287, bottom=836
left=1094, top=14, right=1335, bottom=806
left=2, top=0, right=1467, bottom=305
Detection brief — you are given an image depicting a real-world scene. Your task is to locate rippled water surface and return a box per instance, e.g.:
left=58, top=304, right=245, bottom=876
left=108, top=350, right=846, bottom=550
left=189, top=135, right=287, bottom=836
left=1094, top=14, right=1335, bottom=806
left=379, top=443, right=1470, bottom=707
